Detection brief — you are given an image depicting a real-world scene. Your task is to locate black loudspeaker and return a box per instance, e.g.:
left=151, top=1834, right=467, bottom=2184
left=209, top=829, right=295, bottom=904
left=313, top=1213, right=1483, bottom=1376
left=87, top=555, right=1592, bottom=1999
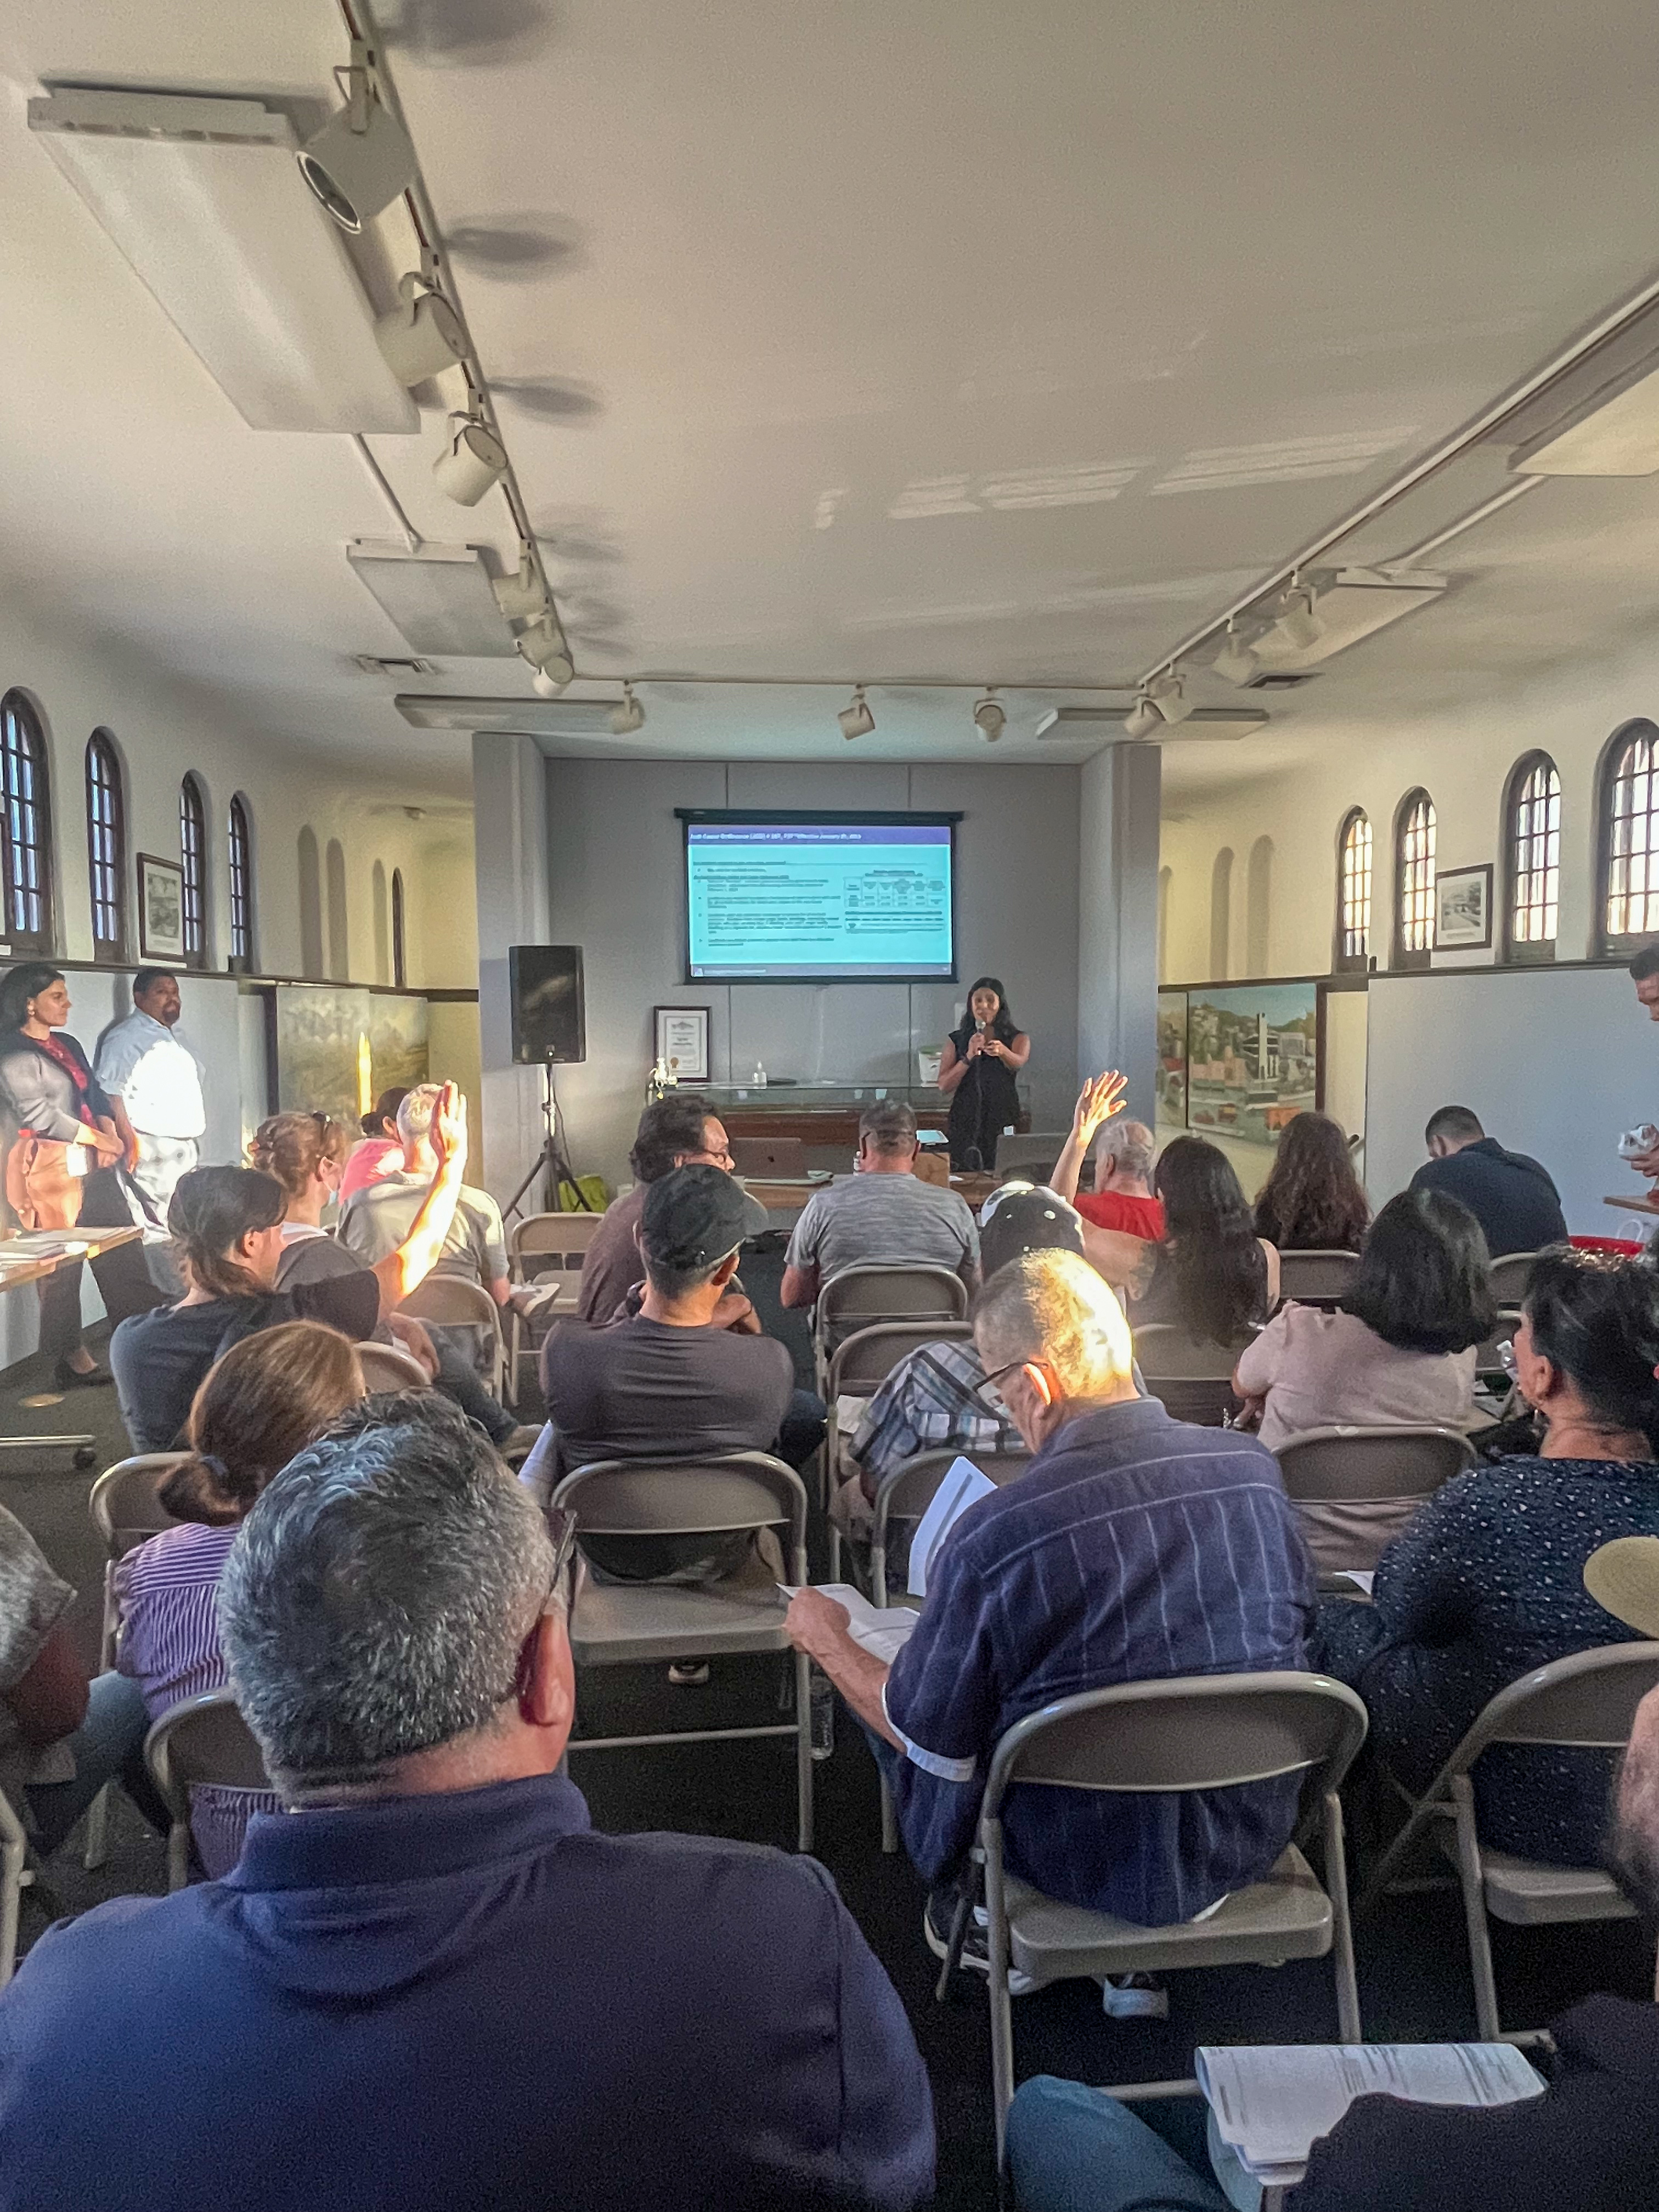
left=509, top=945, right=586, bottom=1065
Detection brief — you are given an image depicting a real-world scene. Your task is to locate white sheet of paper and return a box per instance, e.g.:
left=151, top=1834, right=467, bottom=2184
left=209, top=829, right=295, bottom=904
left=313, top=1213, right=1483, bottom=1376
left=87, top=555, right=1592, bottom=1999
left=1335, top=1570, right=1375, bottom=1596
left=778, top=1583, right=921, bottom=1664
left=907, top=1456, right=997, bottom=1600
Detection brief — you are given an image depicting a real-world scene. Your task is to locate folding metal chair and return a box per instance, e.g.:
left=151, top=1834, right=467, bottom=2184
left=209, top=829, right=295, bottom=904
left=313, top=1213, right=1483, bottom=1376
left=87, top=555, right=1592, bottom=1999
left=1274, top=1424, right=1474, bottom=1578
left=1275, top=1250, right=1361, bottom=1305
left=356, top=1340, right=435, bottom=1392
left=144, top=1688, right=273, bottom=1893
left=822, top=1318, right=975, bottom=1576
left=1358, top=1640, right=1659, bottom=2039
left=940, top=1672, right=1368, bottom=2162
left=82, top=1453, right=191, bottom=1869
left=1488, top=1252, right=1539, bottom=1307
left=551, top=1453, right=815, bottom=1851
left=0, top=1788, right=32, bottom=1990
left=399, top=1272, right=510, bottom=1407
left=508, top=1211, right=607, bottom=1393
left=1132, top=1322, right=1243, bottom=1427
left=811, top=1263, right=970, bottom=1396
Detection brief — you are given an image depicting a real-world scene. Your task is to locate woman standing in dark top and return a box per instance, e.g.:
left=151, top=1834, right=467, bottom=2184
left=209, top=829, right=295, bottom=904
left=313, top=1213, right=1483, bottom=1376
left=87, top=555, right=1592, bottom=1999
left=938, top=977, right=1030, bottom=1171
left=1252, top=1109, right=1370, bottom=1252
left=1314, top=1248, right=1659, bottom=1865
left=0, top=962, right=149, bottom=1386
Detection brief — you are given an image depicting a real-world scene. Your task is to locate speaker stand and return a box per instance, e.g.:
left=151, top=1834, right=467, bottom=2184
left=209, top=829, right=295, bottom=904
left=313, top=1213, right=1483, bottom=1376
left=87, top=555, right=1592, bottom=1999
left=504, top=1058, right=594, bottom=1223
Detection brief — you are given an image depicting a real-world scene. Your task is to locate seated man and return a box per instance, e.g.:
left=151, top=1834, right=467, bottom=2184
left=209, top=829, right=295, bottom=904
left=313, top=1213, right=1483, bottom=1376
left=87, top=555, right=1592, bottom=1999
left=780, top=1099, right=980, bottom=1311
left=575, top=1096, right=736, bottom=1322
left=0, top=1396, right=934, bottom=2212
left=1408, top=1103, right=1567, bottom=1256
left=1052, top=1076, right=1163, bottom=1242
left=787, top=1249, right=1312, bottom=2002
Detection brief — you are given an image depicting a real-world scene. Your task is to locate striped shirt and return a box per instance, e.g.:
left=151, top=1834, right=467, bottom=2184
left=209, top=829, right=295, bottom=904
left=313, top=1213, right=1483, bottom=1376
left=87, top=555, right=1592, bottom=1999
left=116, top=1523, right=276, bottom=1876
left=882, top=1396, right=1314, bottom=1926
left=848, top=1338, right=1018, bottom=1491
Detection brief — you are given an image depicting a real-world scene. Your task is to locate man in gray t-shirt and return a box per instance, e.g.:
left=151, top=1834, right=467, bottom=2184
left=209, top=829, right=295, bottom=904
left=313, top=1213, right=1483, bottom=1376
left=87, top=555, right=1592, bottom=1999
left=781, top=1100, right=979, bottom=1311
left=339, top=1086, right=510, bottom=1299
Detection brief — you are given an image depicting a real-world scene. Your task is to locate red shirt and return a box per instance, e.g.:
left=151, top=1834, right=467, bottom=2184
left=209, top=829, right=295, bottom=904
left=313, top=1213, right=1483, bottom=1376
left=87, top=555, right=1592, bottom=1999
left=1074, top=1189, right=1166, bottom=1241
left=338, top=1136, right=404, bottom=1205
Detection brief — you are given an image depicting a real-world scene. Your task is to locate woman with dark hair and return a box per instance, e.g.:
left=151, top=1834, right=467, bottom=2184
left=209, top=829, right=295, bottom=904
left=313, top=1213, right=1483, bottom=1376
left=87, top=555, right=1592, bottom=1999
left=337, top=1086, right=411, bottom=1205
left=939, top=977, right=1030, bottom=1172
left=0, top=962, right=155, bottom=1385
left=1315, top=1247, right=1659, bottom=1865
left=117, top=1322, right=365, bottom=1874
left=109, top=1082, right=469, bottom=1452
left=1252, top=1111, right=1370, bottom=1253
left=1235, top=1189, right=1494, bottom=1568
left=1088, top=1135, right=1277, bottom=1346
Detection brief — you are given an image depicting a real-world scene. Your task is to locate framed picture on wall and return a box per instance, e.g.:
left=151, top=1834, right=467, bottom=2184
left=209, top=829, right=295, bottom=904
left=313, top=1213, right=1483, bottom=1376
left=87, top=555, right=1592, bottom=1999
left=137, top=853, right=187, bottom=962
left=1434, top=864, right=1493, bottom=951
left=653, top=1003, right=711, bottom=1084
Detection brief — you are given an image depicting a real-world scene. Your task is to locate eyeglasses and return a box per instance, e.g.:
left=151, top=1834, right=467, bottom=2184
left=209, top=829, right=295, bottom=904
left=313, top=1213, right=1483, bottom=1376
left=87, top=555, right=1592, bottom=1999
left=541, top=1503, right=581, bottom=1615
left=981, top=1356, right=1048, bottom=1397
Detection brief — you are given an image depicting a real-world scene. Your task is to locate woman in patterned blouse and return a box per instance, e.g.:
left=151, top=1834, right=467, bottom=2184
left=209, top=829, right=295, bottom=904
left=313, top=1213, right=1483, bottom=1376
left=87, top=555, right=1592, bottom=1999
left=1314, top=1247, right=1659, bottom=1865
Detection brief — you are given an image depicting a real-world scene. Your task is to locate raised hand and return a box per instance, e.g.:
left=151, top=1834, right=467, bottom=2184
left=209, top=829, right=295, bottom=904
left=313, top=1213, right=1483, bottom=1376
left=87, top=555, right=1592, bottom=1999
left=432, top=1080, right=469, bottom=1170
left=1071, top=1070, right=1127, bottom=1142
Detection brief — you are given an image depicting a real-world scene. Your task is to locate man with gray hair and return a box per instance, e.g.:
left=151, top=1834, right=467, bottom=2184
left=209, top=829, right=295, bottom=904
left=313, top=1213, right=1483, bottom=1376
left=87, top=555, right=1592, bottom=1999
left=781, top=1098, right=979, bottom=1310
left=788, top=1249, right=1311, bottom=2002
left=0, top=1395, right=934, bottom=2212
left=1051, top=1073, right=1164, bottom=1242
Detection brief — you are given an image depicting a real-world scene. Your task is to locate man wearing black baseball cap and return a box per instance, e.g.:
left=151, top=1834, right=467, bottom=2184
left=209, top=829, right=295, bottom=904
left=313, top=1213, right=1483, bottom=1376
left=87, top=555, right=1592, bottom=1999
left=539, top=1165, right=825, bottom=1578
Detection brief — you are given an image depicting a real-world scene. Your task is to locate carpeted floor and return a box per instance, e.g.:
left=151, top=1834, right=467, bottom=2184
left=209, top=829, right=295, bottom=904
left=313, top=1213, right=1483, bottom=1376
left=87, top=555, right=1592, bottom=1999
left=2, top=1270, right=1652, bottom=2210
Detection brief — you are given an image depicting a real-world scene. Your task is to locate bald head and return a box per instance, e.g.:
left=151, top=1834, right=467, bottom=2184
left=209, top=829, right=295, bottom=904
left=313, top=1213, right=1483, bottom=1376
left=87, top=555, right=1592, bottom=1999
left=1098, top=1119, right=1154, bottom=1193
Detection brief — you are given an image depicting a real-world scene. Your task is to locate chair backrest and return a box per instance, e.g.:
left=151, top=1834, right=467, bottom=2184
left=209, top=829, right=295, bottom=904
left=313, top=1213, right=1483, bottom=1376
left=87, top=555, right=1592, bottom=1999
left=145, top=1688, right=272, bottom=1812
left=1473, top=1307, right=1521, bottom=1378
left=815, top=1264, right=970, bottom=1353
left=1276, top=1249, right=1361, bottom=1302
left=1274, top=1425, right=1474, bottom=1504
left=1446, top=1642, right=1659, bottom=1770
left=730, top=1135, right=810, bottom=1179
left=982, top=1672, right=1369, bottom=1820
left=356, top=1341, right=433, bottom=1392
left=1488, top=1252, right=1539, bottom=1306
left=551, top=1451, right=808, bottom=1570
left=88, top=1454, right=193, bottom=1561
left=828, top=1318, right=975, bottom=1400
left=399, top=1274, right=502, bottom=1333
left=1132, top=1322, right=1243, bottom=1427
left=872, top=1445, right=1033, bottom=1605
left=511, top=1211, right=606, bottom=1277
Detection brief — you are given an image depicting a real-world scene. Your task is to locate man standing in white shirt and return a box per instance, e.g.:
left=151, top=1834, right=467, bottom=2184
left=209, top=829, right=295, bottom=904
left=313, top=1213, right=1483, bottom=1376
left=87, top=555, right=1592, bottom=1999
left=94, top=969, right=207, bottom=1233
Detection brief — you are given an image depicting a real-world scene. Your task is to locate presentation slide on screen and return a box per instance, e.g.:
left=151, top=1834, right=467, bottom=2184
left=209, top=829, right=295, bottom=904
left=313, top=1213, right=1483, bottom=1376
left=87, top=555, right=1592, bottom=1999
left=685, top=820, right=955, bottom=979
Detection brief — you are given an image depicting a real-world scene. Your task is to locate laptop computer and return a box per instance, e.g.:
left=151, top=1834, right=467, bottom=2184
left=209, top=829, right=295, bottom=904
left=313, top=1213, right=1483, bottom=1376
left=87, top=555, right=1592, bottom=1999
left=730, top=1136, right=811, bottom=1179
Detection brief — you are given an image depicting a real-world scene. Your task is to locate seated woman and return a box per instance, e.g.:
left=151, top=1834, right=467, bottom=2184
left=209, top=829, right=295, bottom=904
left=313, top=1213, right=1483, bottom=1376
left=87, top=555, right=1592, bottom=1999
left=1234, top=1189, right=1492, bottom=1571
left=1252, top=1109, right=1370, bottom=1253
left=1087, top=1135, right=1279, bottom=1346
left=110, top=1081, right=467, bottom=1452
left=116, top=1322, right=365, bottom=1875
left=1314, top=1247, right=1659, bottom=1866
left=337, top=1086, right=410, bottom=1205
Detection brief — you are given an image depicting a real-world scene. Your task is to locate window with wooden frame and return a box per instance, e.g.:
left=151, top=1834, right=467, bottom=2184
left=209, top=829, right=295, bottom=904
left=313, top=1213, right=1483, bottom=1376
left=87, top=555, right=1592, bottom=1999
left=391, top=866, right=407, bottom=990
left=1393, top=788, right=1436, bottom=969
left=1503, top=751, right=1559, bottom=961
left=179, top=774, right=209, bottom=968
left=1335, top=807, right=1372, bottom=972
left=227, top=793, right=255, bottom=971
left=1600, top=721, right=1659, bottom=954
left=85, top=730, right=128, bottom=959
left=0, top=691, right=54, bottom=953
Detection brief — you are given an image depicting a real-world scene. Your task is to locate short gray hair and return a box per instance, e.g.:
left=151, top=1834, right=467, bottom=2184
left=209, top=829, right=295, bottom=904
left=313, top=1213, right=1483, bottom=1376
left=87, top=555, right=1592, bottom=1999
left=1102, top=1119, right=1154, bottom=1180
left=973, top=1249, right=1133, bottom=1401
left=396, top=1084, right=442, bottom=1146
left=860, top=1099, right=917, bottom=1155
left=218, top=1393, right=553, bottom=1793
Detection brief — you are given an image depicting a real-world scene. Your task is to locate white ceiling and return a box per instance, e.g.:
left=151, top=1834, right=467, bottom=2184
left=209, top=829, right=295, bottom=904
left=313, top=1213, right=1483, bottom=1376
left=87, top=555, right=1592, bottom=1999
left=7, top=1, right=1659, bottom=792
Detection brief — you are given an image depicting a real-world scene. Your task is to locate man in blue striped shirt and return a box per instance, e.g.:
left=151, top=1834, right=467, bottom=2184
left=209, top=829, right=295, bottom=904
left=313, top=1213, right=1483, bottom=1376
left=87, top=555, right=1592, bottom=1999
left=787, top=1249, right=1313, bottom=1968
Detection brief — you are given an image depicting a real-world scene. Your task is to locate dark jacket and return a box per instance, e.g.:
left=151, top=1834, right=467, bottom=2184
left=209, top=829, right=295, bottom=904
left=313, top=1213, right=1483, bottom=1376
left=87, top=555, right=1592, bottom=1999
left=0, top=1773, right=934, bottom=2212
left=1409, top=1137, right=1568, bottom=1259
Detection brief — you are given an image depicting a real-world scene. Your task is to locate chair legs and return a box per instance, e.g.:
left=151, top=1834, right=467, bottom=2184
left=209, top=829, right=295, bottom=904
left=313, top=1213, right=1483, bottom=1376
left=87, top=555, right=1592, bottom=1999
left=793, top=1649, right=815, bottom=1855
left=1449, top=1776, right=1503, bottom=2040
left=166, top=1818, right=192, bottom=1895
left=1322, top=1789, right=1363, bottom=2044
left=84, top=1561, right=119, bottom=1870
left=982, top=1826, right=1018, bottom=2163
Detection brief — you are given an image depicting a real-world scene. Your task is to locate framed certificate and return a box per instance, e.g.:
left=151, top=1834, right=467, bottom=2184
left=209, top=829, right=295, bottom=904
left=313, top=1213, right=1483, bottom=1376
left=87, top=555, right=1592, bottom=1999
left=654, top=1003, right=710, bottom=1084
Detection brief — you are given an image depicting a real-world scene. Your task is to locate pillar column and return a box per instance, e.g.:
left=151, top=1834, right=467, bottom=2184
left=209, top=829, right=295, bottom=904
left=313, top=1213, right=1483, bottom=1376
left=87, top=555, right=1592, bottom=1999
left=1077, top=742, right=1162, bottom=1122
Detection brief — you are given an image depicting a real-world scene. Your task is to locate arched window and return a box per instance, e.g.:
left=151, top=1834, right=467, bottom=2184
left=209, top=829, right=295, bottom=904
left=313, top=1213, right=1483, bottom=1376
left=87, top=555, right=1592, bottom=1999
left=297, top=827, right=323, bottom=979
left=0, top=691, right=54, bottom=953
left=1504, top=751, right=1560, bottom=961
left=1209, top=848, right=1233, bottom=979
left=371, top=861, right=390, bottom=984
left=325, top=838, right=350, bottom=981
left=227, top=794, right=255, bottom=970
left=85, top=730, right=127, bottom=959
left=1246, top=836, right=1273, bottom=976
left=179, top=774, right=208, bottom=968
left=1600, top=720, right=1659, bottom=952
left=1393, top=788, right=1436, bottom=969
left=1336, top=808, right=1372, bottom=971
left=391, top=867, right=407, bottom=989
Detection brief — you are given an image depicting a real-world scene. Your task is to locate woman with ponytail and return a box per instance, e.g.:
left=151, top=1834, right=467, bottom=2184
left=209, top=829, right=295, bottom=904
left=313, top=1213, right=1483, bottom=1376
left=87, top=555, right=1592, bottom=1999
left=1316, top=1246, right=1659, bottom=1866
left=115, top=1322, right=365, bottom=1873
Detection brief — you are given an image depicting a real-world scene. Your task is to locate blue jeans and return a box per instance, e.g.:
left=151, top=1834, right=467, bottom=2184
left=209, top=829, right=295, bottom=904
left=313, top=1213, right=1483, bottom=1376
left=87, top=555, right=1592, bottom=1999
left=1007, top=2078, right=1260, bottom=2212
left=776, top=1387, right=827, bottom=1471
left=24, top=1671, right=168, bottom=1859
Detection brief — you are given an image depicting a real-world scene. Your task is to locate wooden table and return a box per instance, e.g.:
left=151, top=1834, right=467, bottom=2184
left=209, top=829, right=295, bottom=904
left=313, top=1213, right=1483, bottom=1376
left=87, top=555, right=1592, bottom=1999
left=1603, top=1193, right=1659, bottom=1219
left=0, top=1224, right=143, bottom=1463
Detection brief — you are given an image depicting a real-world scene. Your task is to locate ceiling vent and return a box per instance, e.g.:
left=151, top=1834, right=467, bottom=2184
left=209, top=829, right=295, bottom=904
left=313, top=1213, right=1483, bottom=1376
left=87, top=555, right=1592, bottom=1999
left=1245, top=671, right=1320, bottom=690
left=354, top=654, right=437, bottom=677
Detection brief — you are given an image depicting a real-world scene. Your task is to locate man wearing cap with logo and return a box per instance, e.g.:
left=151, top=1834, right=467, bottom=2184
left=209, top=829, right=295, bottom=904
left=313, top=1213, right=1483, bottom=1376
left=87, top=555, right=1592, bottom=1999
left=536, top=1164, right=825, bottom=1578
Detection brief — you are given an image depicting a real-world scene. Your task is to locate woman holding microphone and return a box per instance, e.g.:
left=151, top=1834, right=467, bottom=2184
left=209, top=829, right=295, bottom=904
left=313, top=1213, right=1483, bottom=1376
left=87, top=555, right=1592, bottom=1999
left=939, top=975, right=1030, bottom=1171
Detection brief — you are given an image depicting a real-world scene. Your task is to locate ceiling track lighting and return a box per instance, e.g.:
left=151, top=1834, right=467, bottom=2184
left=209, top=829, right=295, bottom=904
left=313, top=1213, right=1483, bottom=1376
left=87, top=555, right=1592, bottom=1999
left=297, top=40, right=418, bottom=233
left=434, top=408, right=508, bottom=507
left=1267, top=577, right=1324, bottom=654
left=1122, top=694, right=1165, bottom=741
left=610, top=682, right=646, bottom=735
left=838, top=685, right=875, bottom=740
left=1145, top=671, right=1193, bottom=726
left=519, top=615, right=575, bottom=691
left=972, top=689, right=1007, bottom=742
left=1210, top=623, right=1261, bottom=687
left=375, top=256, right=465, bottom=386
left=493, top=541, right=551, bottom=625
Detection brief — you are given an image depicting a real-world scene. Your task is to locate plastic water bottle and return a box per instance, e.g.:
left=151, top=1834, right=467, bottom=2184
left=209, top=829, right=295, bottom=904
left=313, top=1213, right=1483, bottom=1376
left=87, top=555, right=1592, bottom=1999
left=752, top=1059, right=768, bottom=1087
left=810, top=1668, right=836, bottom=1760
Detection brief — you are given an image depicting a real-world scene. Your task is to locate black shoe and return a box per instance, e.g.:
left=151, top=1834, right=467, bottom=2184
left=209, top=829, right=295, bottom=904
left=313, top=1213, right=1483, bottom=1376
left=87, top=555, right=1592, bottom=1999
left=53, top=1358, right=112, bottom=1390
left=922, top=1887, right=1037, bottom=1994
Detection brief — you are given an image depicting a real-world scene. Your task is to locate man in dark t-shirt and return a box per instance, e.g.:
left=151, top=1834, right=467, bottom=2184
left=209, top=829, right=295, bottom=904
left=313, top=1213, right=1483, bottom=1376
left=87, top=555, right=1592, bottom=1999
left=1408, top=1104, right=1567, bottom=1259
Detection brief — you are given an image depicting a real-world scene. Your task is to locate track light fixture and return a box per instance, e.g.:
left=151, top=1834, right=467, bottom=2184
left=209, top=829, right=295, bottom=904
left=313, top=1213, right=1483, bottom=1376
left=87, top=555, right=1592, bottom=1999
left=518, top=616, right=574, bottom=690
left=1211, top=623, right=1260, bottom=687
left=1268, top=578, right=1323, bottom=653
left=610, top=682, right=646, bottom=735
left=1123, top=693, right=1164, bottom=741
left=493, top=543, right=550, bottom=624
left=433, top=409, right=508, bottom=507
left=297, top=41, right=418, bottom=233
left=838, top=685, right=875, bottom=741
left=375, top=262, right=465, bottom=387
left=1146, top=671, right=1193, bottom=726
left=532, top=666, right=573, bottom=698
left=972, top=689, right=1006, bottom=742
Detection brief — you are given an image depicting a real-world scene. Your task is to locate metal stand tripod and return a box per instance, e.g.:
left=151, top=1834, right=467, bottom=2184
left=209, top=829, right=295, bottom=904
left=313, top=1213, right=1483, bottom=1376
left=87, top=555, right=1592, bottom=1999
left=504, top=1055, right=593, bottom=1222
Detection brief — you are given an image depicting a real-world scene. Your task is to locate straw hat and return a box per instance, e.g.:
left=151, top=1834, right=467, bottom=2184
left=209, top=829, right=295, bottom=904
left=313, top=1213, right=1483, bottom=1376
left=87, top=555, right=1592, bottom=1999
left=1583, top=1537, right=1659, bottom=1638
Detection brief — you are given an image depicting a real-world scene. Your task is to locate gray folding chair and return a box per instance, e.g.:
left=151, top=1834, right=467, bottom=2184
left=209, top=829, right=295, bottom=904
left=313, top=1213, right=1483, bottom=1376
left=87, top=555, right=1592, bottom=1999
left=1358, top=1640, right=1659, bottom=2040
left=144, top=1688, right=273, bottom=1893
left=82, top=1453, right=191, bottom=1868
left=509, top=1212, right=607, bottom=1391
left=1274, top=1425, right=1475, bottom=1578
left=400, top=1273, right=510, bottom=1407
left=0, top=1788, right=32, bottom=1990
left=812, top=1264, right=970, bottom=1393
left=1275, top=1250, right=1361, bottom=1305
left=823, top=1318, right=975, bottom=1575
left=1488, top=1252, right=1539, bottom=1307
left=1132, top=1322, right=1243, bottom=1427
left=940, top=1672, right=1368, bottom=2158
left=551, top=1453, right=815, bottom=1852
left=356, top=1340, right=435, bottom=1392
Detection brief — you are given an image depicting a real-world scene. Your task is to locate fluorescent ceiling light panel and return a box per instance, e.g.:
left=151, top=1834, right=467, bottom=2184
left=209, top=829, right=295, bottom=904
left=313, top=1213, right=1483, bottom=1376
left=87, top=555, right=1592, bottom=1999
left=396, top=695, right=620, bottom=735
left=347, top=542, right=515, bottom=657
left=29, top=89, right=418, bottom=435
left=1032, top=707, right=1267, bottom=741
left=1250, top=565, right=1447, bottom=671
left=1149, top=427, right=1415, bottom=495
left=1510, top=356, right=1659, bottom=476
